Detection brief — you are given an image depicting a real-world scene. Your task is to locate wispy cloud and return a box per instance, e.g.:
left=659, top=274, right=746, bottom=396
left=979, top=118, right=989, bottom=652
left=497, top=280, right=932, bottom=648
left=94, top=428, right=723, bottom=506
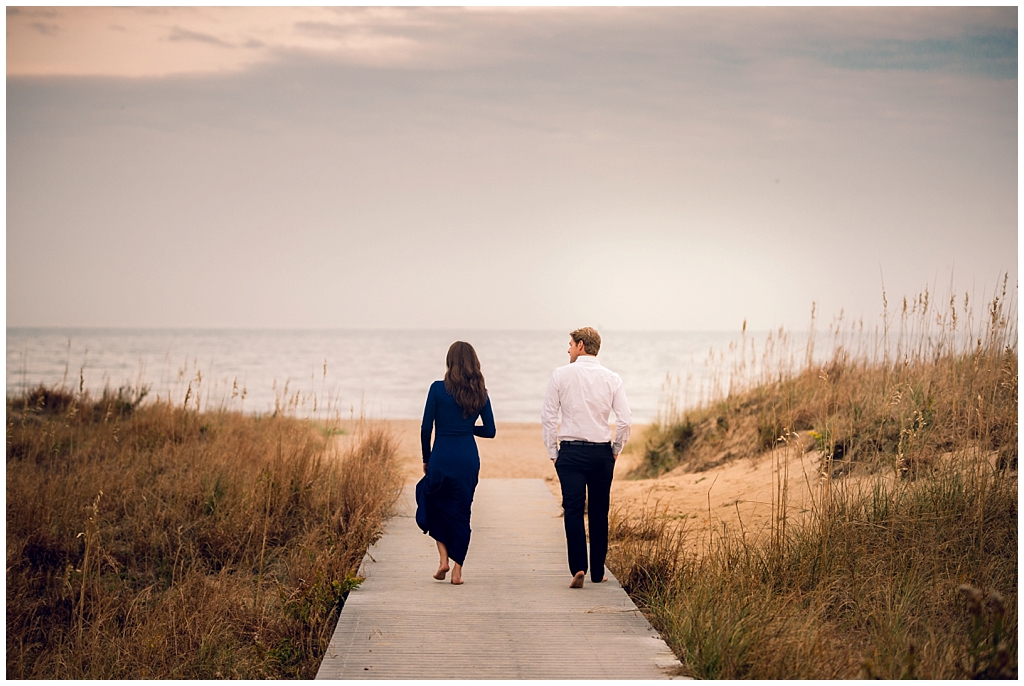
left=168, top=26, right=235, bottom=49
left=31, top=21, right=59, bottom=36
left=812, top=28, right=1017, bottom=79
left=8, top=7, right=1016, bottom=80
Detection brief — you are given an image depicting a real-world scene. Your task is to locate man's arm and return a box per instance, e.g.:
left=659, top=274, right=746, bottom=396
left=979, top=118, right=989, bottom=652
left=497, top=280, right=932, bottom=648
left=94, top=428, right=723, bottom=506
left=611, top=380, right=632, bottom=458
left=540, top=373, right=560, bottom=461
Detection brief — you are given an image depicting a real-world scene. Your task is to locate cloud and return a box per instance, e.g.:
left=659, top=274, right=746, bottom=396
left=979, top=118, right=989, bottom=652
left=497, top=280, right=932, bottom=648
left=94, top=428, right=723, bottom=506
left=167, top=26, right=235, bottom=49
left=7, top=7, right=1017, bottom=80
left=811, top=28, right=1017, bottom=79
left=31, top=21, right=59, bottom=36
left=9, top=7, right=58, bottom=18
left=293, top=20, right=351, bottom=38
left=6, top=7, right=1016, bottom=330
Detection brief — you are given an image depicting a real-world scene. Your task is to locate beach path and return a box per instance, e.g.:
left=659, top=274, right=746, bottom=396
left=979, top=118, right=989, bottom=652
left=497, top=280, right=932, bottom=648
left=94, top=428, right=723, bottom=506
left=316, top=478, right=682, bottom=679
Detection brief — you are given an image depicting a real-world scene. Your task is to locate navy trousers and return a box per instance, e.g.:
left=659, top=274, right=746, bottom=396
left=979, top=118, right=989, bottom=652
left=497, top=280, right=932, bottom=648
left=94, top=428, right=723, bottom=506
left=554, top=442, right=615, bottom=583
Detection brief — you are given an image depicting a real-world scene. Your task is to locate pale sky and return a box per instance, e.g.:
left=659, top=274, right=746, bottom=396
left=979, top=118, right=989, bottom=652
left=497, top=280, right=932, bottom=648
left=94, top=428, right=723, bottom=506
left=6, top=7, right=1018, bottom=331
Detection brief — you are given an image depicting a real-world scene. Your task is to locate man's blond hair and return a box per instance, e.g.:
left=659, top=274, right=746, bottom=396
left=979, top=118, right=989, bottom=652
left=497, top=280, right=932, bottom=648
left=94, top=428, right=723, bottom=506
left=570, top=327, right=601, bottom=356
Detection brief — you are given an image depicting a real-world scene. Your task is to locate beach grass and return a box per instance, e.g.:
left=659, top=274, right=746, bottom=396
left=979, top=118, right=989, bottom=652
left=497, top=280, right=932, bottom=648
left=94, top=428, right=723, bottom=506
left=610, top=279, right=1017, bottom=678
left=635, top=277, right=1017, bottom=480
left=6, top=388, right=402, bottom=678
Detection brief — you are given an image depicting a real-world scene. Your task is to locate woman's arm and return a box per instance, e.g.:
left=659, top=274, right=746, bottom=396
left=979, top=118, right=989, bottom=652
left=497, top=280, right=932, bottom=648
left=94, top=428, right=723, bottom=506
left=473, top=396, right=496, bottom=439
left=421, top=383, right=438, bottom=464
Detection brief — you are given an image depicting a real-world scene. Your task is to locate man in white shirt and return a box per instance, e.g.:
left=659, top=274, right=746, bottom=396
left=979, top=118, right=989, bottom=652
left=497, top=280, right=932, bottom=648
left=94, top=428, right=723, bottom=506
left=541, top=327, right=632, bottom=588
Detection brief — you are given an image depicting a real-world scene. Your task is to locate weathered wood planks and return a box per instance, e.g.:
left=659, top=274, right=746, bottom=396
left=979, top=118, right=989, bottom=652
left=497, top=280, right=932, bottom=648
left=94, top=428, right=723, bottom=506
left=317, top=478, right=682, bottom=680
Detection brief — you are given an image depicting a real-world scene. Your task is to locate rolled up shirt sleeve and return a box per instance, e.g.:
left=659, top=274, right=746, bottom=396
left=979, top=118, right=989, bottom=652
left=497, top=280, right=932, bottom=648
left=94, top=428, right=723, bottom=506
left=540, top=373, right=560, bottom=460
left=611, top=379, right=632, bottom=456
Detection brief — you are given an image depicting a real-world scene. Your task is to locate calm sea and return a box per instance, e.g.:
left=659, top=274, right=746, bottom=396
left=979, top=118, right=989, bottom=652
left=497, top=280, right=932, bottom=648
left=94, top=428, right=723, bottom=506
left=6, top=329, right=760, bottom=423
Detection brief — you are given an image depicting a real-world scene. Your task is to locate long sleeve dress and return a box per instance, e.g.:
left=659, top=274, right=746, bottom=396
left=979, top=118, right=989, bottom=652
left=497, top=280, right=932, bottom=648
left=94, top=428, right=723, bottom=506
left=414, top=380, right=496, bottom=566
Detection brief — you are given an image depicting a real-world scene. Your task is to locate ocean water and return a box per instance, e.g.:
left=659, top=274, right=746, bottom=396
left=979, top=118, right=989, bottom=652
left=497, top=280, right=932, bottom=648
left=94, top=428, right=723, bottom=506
left=6, top=329, right=762, bottom=423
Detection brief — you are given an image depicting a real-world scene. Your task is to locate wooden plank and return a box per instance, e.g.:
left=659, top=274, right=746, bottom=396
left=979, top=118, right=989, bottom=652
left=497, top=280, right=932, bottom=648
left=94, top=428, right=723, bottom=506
left=317, top=479, right=682, bottom=680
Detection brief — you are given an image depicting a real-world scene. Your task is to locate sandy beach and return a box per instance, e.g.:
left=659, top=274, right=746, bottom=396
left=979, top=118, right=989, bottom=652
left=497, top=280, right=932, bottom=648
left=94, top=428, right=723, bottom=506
left=336, top=419, right=821, bottom=535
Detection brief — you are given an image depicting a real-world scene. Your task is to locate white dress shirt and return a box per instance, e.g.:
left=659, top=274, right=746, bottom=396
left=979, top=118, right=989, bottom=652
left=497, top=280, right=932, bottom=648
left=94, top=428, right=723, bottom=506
left=541, top=355, right=632, bottom=460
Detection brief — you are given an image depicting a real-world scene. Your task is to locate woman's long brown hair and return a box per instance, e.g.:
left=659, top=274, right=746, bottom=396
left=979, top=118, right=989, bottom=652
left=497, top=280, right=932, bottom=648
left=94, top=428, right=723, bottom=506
left=444, top=341, right=488, bottom=418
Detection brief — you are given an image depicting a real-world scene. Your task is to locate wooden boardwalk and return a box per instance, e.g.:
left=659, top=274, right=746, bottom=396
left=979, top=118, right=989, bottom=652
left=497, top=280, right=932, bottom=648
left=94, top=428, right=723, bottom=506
left=317, top=478, right=682, bottom=680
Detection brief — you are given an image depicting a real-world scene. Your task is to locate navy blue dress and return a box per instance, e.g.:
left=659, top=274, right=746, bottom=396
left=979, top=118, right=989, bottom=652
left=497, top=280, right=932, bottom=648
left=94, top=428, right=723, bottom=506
left=415, top=380, right=496, bottom=566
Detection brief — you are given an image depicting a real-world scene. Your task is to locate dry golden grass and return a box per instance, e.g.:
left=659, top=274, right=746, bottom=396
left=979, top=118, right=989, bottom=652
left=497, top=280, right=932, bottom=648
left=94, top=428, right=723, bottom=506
left=6, top=387, right=402, bottom=678
left=638, top=279, right=1017, bottom=479
left=611, top=280, right=1018, bottom=679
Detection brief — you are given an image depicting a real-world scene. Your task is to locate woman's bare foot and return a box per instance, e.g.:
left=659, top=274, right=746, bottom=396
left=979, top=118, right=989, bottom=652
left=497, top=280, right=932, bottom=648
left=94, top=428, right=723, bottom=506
left=570, top=571, right=585, bottom=588
left=451, top=562, right=464, bottom=585
left=434, top=541, right=449, bottom=580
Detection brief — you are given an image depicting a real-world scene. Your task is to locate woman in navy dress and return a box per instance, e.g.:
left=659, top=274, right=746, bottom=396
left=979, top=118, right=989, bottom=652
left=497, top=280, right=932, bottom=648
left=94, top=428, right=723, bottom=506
left=415, top=341, right=495, bottom=585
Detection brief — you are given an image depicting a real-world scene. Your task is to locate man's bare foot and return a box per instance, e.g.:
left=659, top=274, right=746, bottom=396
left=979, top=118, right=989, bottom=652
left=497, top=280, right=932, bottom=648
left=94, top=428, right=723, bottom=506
left=433, top=564, right=449, bottom=581
left=570, top=571, right=585, bottom=588
left=451, top=563, right=463, bottom=585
